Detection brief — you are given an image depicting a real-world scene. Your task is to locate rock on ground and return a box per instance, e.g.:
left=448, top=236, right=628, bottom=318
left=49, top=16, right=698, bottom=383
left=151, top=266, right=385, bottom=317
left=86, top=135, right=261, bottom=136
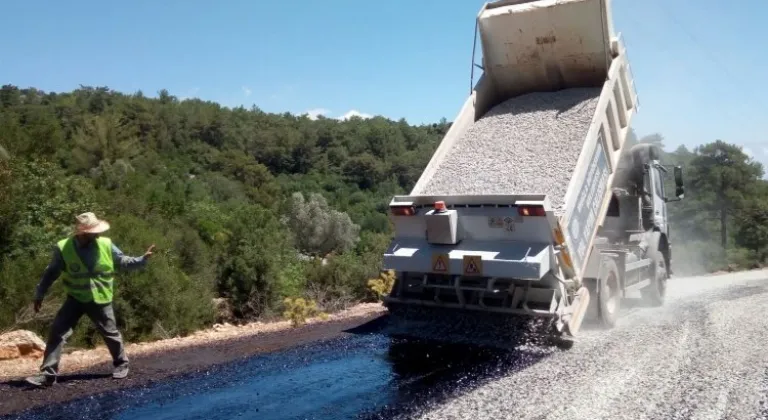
left=417, top=87, right=601, bottom=215
left=0, top=330, right=46, bottom=361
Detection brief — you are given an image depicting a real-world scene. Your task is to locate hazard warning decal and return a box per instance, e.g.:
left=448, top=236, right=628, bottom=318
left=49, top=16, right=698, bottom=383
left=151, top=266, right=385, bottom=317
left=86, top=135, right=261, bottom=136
left=431, top=253, right=449, bottom=273
left=462, top=255, right=483, bottom=276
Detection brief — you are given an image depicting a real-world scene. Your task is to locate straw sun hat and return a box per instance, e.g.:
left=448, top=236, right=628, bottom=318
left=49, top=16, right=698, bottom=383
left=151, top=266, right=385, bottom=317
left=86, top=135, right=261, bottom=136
left=74, top=212, right=111, bottom=235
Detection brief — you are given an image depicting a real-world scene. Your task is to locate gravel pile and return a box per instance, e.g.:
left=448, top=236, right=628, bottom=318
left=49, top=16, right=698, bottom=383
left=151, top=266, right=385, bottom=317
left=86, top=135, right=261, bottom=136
left=418, top=87, right=602, bottom=215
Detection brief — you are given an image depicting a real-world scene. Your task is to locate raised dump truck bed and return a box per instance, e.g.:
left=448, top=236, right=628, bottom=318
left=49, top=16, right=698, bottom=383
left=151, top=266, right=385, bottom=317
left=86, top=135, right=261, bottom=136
left=406, top=0, right=639, bottom=280
left=402, top=0, right=637, bottom=282
left=414, top=87, right=602, bottom=216
left=381, top=0, right=684, bottom=344
left=477, top=0, right=617, bottom=101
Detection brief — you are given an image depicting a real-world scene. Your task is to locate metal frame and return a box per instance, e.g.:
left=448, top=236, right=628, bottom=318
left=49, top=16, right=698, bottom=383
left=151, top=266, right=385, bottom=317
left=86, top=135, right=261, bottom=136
left=384, top=274, right=565, bottom=319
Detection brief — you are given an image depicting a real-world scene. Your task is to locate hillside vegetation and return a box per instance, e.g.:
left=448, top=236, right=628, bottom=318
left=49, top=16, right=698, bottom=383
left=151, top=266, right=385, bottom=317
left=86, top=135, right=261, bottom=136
left=0, top=84, right=766, bottom=347
left=0, top=85, right=447, bottom=345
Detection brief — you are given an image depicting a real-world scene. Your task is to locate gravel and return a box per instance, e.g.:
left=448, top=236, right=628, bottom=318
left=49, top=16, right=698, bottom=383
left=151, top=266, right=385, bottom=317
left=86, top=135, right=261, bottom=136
left=413, top=270, right=768, bottom=420
left=417, top=87, right=602, bottom=215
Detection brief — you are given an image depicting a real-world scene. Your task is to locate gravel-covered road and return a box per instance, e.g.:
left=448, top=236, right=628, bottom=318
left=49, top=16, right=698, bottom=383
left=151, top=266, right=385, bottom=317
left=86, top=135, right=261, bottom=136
left=4, top=269, right=768, bottom=420
left=417, top=269, right=768, bottom=420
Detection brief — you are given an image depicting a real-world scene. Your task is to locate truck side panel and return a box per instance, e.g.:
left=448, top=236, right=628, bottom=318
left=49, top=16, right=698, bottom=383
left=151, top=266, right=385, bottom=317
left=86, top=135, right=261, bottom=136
left=560, top=43, right=639, bottom=277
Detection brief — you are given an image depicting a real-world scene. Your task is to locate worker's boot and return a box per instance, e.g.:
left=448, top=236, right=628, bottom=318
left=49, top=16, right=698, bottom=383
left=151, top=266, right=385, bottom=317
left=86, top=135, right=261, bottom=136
left=25, top=374, right=57, bottom=388
left=112, top=364, right=129, bottom=379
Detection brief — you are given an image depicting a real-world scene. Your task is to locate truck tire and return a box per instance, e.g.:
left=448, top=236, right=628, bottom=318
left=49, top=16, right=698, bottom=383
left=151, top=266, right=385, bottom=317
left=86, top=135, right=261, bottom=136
left=596, top=258, right=621, bottom=328
left=641, top=232, right=667, bottom=307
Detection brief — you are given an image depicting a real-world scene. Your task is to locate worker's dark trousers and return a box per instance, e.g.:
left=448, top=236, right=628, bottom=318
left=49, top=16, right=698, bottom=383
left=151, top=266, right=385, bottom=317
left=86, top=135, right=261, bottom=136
left=39, top=296, right=128, bottom=377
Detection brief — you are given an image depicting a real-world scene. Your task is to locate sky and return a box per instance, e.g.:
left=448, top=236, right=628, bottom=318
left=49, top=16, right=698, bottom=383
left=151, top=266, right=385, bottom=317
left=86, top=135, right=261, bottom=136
left=2, top=0, right=767, bottom=169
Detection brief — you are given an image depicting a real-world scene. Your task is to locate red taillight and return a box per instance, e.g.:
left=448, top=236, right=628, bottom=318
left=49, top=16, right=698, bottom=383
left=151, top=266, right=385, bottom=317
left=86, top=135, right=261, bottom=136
left=517, top=205, right=546, bottom=217
left=390, top=205, right=416, bottom=216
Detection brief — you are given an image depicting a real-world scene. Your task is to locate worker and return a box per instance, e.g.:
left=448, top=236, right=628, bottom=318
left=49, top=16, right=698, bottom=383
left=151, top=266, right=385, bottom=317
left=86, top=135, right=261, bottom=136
left=24, top=212, right=155, bottom=388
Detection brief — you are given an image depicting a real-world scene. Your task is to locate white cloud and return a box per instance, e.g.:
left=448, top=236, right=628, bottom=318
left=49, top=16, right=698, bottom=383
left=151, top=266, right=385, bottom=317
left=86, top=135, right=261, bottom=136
left=337, top=110, right=373, bottom=121
left=763, top=147, right=768, bottom=156
left=242, top=86, right=252, bottom=97
left=304, top=108, right=330, bottom=120
left=743, top=147, right=753, bottom=157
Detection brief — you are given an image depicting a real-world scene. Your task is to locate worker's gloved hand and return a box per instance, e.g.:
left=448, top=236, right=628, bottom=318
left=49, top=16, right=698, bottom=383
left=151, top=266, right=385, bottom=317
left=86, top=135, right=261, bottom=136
left=33, top=300, right=42, bottom=314
left=144, top=244, right=156, bottom=259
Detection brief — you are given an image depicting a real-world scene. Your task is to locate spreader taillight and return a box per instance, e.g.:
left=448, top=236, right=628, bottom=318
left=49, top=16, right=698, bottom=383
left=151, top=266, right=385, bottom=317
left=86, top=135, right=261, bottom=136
left=517, top=205, right=546, bottom=217
left=390, top=205, right=417, bottom=216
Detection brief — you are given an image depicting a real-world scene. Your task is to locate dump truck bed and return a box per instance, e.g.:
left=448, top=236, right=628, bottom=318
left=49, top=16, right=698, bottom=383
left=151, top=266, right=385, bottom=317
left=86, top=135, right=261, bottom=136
left=413, top=87, right=602, bottom=216
left=398, top=0, right=638, bottom=280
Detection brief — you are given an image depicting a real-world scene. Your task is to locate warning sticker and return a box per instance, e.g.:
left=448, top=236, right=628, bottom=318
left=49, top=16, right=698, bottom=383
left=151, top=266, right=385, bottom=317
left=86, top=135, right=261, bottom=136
left=503, top=216, right=516, bottom=232
left=463, top=255, right=483, bottom=276
left=431, top=254, right=449, bottom=273
left=488, top=217, right=504, bottom=228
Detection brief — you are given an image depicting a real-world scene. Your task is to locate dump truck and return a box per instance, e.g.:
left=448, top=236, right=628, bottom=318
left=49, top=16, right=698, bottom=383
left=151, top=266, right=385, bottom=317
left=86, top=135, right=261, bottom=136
left=381, top=0, right=685, bottom=344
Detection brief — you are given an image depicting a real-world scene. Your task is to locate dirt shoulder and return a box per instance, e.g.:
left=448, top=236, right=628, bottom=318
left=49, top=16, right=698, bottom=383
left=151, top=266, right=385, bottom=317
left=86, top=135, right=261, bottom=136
left=0, top=303, right=387, bottom=417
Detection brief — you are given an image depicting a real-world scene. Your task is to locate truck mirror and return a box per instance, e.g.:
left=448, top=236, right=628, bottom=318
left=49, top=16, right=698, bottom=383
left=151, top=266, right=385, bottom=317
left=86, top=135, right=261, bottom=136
left=674, top=166, right=684, bottom=198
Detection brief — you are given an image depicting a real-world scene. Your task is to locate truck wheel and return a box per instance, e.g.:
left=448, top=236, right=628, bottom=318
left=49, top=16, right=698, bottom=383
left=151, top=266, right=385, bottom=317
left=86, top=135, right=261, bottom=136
left=597, top=258, right=621, bottom=328
left=642, top=232, right=667, bottom=307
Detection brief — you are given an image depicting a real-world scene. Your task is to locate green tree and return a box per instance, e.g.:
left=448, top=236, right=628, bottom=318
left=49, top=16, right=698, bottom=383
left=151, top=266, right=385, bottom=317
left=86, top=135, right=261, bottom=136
left=685, top=140, right=763, bottom=249
left=71, top=113, right=140, bottom=172
left=734, top=184, right=768, bottom=262
left=283, top=192, right=361, bottom=258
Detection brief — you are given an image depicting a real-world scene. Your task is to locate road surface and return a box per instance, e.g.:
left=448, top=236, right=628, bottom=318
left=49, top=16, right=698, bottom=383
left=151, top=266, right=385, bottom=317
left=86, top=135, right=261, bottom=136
left=3, top=269, right=768, bottom=420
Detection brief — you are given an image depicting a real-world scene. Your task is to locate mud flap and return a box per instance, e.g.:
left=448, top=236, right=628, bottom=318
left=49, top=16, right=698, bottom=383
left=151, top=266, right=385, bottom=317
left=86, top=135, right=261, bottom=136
left=564, top=286, right=590, bottom=337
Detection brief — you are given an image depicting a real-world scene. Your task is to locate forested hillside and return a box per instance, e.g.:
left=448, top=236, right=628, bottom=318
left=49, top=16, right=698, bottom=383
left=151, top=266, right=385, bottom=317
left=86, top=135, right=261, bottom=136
left=0, top=84, right=766, bottom=348
left=0, top=85, right=448, bottom=346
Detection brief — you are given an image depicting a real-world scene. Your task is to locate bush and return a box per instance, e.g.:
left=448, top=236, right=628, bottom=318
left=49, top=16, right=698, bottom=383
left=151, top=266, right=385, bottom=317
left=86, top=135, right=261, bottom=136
left=283, top=192, right=361, bottom=257
left=368, top=270, right=395, bottom=300
left=726, top=247, right=762, bottom=271
left=216, top=204, right=296, bottom=319
left=282, top=297, right=326, bottom=327
left=304, top=252, right=377, bottom=312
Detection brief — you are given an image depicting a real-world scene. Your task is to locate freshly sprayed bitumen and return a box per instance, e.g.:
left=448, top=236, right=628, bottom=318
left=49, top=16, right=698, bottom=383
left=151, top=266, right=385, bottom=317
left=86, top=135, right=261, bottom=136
left=418, top=87, right=602, bottom=215
left=6, top=271, right=768, bottom=420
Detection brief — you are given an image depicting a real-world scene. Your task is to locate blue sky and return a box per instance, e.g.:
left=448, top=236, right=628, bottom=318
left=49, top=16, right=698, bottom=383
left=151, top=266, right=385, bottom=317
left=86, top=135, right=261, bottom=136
left=2, top=0, right=767, bottom=169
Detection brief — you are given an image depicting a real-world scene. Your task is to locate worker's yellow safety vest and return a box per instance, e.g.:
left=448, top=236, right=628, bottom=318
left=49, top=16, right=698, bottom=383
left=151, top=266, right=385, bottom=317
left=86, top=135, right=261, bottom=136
left=57, top=237, right=115, bottom=304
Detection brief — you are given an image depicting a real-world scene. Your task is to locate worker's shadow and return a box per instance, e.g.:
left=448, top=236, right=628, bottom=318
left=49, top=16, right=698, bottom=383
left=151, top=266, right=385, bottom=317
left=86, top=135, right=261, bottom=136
left=4, top=373, right=112, bottom=390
